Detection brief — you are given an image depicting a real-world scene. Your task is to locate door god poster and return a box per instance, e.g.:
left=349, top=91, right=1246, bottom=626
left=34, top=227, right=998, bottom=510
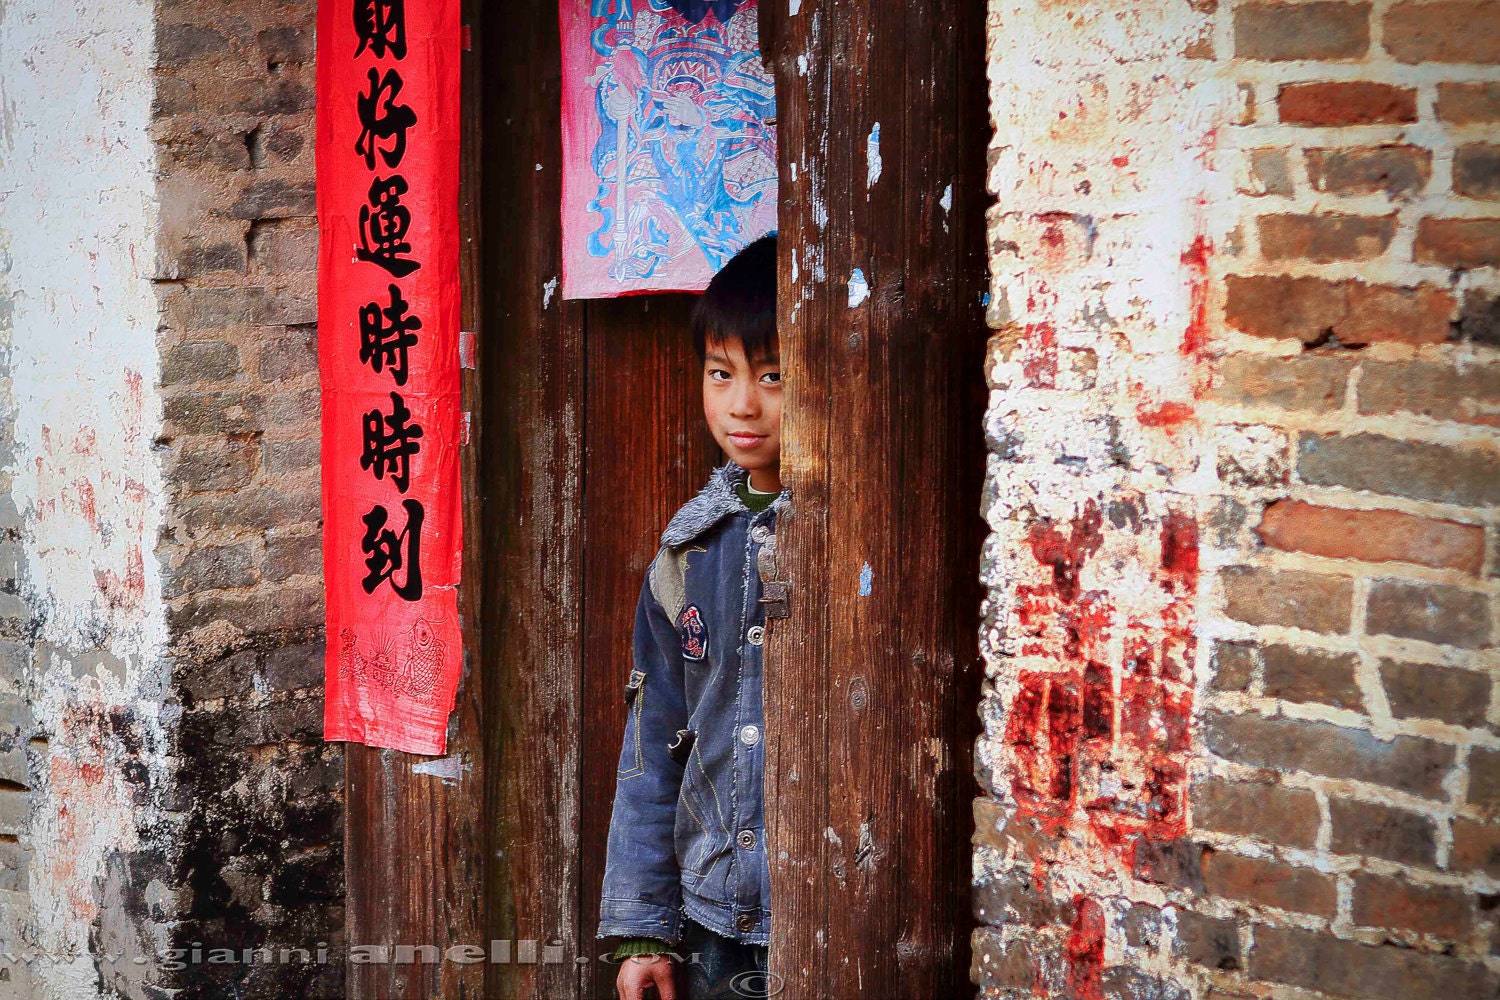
left=560, top=0, right=778, bottom=299
left=317, top=0, right=465, bottom=755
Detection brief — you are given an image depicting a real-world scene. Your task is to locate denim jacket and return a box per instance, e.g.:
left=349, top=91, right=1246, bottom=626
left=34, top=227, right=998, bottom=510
left=596, top=463, right=785, bottom=947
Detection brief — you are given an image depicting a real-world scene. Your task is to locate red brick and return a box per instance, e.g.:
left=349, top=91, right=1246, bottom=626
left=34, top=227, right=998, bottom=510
left=1330, top=798, right=1437, bottom=865
left=1305, top=145, right=1431, bottom=199
left=1381, top=659, right=1491, bottom=727
left=1357, top=359, right=1500, bottom=428
left=1210, top=353, right=1351, bottom=413
left=1367, top=579, right=1491, bottom=649
left=1256, top=500, right=1485, bottom=573
left=1175, top=909, right=1242, bottom=971
left=1202, top=851, right=1336, bottom=916
left=1278, top=82, right=1417, bottom=126
left=1261, top=643, right=1364, bottom=711
left=1204, top=710, right=1454, bottom=798
left=1297, top=432, right=1500, bottom=508
left=1249, top=925, right=1499, bottom=1000
left=1210, top=640, right=1256, bottom=693
left=1384, top=1, right=1500, bottom=64
left=1223, top=276, right=1452, bottom=346
left=972, top=798, right=1057, bottom=859
left=971, top=927, right=1039, bottom=989
left=1452, top=817, right=1500, bottom=876
left=1221, top=565, right=1353, bottom=634
left=1454, top=143, right=1500, bottom=200
left=1258, top=212, right=1395, bottom=262
left=973, top=868, right=1075, bottom=928
left=1468, top=747, right=1500, bottom=808
left=1415, top=217, right=1500, bottom=269
left=1192, top=776, right=1321, bottom=849
left=1352, top=873, right=1476, bottom=938
left=1122, top=903, right=1161, bottom=949
left=1224, top=275, right=1348, bottom=343
left=1234, top=2, right=1370, bottom=61
left=1436, top=82, right=1500, bottom=124
left=1340, top=282, right=1454, bottom=345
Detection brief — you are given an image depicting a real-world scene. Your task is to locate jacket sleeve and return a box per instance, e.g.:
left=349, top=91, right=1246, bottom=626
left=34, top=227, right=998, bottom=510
left=596, top=555, right=690, bottom=944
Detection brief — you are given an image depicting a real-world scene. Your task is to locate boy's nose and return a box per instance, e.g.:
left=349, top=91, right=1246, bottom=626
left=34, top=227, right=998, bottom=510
left=730, top=384, right=761, bottom=417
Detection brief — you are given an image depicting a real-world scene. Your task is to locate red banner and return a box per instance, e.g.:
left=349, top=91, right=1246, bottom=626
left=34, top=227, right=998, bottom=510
left=318, top=0, right=463, bottom=755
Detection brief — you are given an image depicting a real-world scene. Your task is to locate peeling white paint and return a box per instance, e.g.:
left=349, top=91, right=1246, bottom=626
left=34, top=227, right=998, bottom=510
left=0, top=1, right=167, bottom=995
left=865, top=122, right=883, bottom=189
left=412, top=754, right=471, bottom=785
left=789, top=0, right=802, bottom=14
left=543, top=276, right=558, bottom=309
left=847, top=269, right=870, bottom=308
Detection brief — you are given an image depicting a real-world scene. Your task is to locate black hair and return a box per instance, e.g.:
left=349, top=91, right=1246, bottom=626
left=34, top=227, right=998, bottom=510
left=691, top=235, right=778, bottom=364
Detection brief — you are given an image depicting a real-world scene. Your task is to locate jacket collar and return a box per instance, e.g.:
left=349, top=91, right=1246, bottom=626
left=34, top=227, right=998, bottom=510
left=660, top=462, right=788, bottom=547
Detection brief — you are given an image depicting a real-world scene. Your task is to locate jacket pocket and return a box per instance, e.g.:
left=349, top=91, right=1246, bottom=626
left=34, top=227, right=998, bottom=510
left=617, top=669, right=648, bottom=780
left=674, top=741, right=730, bottom=882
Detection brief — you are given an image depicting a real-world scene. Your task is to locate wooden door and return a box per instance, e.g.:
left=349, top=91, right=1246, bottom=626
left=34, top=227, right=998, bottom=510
left=759, top=1, right=990, bottom=996
left=478, top=5, right=719, bottom=997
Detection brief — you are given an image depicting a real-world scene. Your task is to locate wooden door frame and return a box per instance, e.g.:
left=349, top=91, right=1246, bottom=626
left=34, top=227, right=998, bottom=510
left=343, top=2, right=990, bottom=998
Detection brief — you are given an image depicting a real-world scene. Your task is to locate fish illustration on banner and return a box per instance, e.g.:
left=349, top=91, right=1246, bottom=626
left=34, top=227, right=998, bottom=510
left=560, top=0, right=778, bottom=298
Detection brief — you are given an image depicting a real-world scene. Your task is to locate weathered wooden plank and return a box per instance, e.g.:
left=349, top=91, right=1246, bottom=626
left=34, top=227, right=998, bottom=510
left=479, top=0, right=587, bottom=994
left=762, top=0, right=835, bottom=994
left=764, top=0, right=989, bottom=995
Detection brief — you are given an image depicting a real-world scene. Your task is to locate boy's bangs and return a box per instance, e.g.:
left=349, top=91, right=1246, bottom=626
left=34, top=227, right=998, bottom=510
left=691, top=235, right=779, bottom=363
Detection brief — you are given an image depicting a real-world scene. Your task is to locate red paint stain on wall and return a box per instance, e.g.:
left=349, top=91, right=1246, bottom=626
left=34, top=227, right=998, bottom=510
left=1065, top=897, right=1107, bottom=1000
left=1180, top=234, right=1213, bottom=357
left=1002, top=501, right=1200, bottom=862
left=1134, top=401, right=1196, bottom=428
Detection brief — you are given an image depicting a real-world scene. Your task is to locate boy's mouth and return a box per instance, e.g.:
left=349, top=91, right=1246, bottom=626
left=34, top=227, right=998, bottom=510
left=727, top=432, right=767, bottom=449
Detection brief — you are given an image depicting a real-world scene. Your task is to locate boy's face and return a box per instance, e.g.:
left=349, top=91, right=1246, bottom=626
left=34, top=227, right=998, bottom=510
left=702, top=335, right=781, bottom=482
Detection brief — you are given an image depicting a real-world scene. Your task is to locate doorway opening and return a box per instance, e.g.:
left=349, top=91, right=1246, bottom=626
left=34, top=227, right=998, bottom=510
left=345, top=3, right=991, bottom=997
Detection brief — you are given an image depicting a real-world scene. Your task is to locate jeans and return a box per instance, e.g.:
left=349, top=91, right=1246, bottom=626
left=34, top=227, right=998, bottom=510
left=679, top=918, right=772, bottom=999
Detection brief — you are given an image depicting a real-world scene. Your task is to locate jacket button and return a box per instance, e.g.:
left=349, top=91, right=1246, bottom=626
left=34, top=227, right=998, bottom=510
left=739, top=724, right=761, bottom=746
left=737, top=828, right=757, bottom=850
left=746, top=625, right=765, bottom=646
left=750, top=525, right=771, bottom=543
left=736, top=914, right=756, bottom=932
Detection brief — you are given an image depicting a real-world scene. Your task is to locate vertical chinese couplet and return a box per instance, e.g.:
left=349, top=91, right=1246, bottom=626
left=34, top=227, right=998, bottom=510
left=319, top=0, right=463, bottom=755
left=559, top=0, right=778, bottom=298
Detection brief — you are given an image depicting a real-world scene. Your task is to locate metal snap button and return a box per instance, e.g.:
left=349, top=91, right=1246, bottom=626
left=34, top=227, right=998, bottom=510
left=736, top=914, right=756, bottom=932
left=737, top=829, right=757, bottom=850
left=747, top=625, right=765, bottom=646
left=739, top=724, right=761, bottom=746
left=750, top=525, right=770, bottom=543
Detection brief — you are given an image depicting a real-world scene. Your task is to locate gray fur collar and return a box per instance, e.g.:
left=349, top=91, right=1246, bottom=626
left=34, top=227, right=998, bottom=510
left=660, top=462, right=788, bottom=547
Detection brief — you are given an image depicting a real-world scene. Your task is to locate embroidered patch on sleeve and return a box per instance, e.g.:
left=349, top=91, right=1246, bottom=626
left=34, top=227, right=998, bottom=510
left=679, top=604, right=709, bottom=661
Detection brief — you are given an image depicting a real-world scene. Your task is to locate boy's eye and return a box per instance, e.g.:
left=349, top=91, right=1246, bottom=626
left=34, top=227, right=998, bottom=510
left=760, top=372, right=782, bottom=386
left=708, top=369, right=732, bottom=382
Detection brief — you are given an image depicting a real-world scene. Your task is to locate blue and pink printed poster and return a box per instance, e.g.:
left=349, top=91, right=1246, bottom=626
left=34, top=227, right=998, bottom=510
left=560, top=0, right=778, bottom=299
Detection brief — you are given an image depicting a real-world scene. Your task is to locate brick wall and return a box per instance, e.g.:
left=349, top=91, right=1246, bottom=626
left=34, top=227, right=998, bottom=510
left=974, top=2, right=1499, bottom=999
left=152, top=1, right=341, bottom=996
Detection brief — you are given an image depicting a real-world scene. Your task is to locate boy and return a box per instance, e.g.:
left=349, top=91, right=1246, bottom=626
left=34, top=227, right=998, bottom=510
left=597, top=235, right=782, bottom=1000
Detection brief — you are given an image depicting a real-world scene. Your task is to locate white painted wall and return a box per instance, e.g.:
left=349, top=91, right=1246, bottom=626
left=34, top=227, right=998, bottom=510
left=0, top=2, right=166, bottom=995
